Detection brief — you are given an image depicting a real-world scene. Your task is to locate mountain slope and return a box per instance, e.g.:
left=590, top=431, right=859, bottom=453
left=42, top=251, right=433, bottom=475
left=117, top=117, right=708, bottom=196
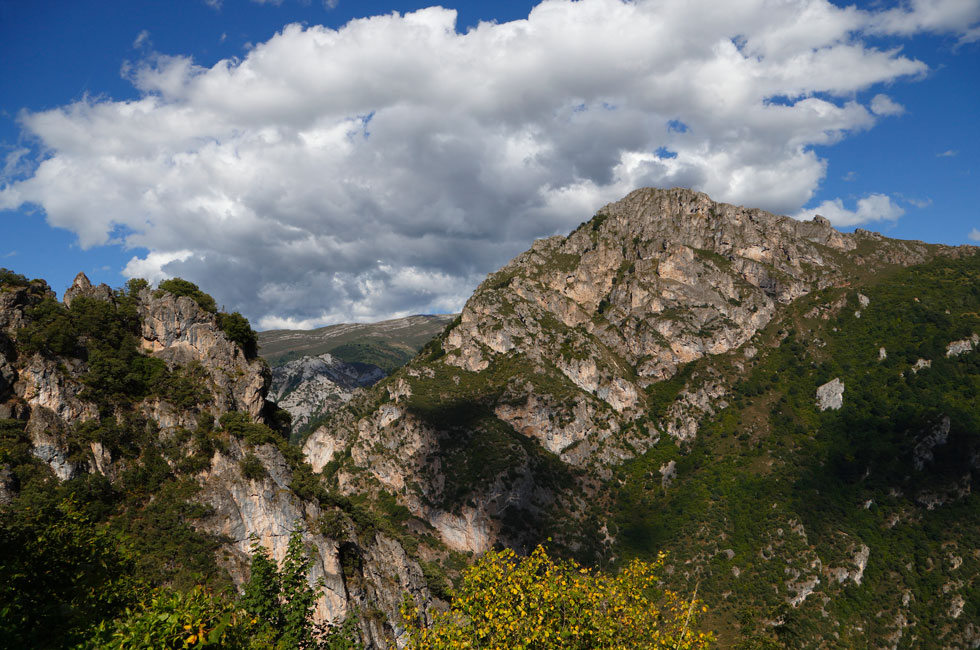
left=303, top=187, right=978, bottom=648
left=605, top=254, right=980, bottom=648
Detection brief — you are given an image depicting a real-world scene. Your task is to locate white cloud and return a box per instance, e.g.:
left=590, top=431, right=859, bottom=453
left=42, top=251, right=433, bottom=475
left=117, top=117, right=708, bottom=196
left=969, top=228, right=980, bottom=242
left=1, top=0, right=970, bottom=326
left=937, top=149, right=958, bottom=157
left=870, top=0, right=980, bottom=41
left=870, top=93, right=905, bottom=116
left=795, top=193, right=905, bottom=227
left=123, top=250, right=194, bottom=284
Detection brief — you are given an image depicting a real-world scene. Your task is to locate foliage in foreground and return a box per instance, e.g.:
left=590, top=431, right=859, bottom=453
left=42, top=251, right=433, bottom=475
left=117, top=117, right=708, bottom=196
left=90, top=530, right=362, bottom=650
left=399, top=545, right=712, bottom=650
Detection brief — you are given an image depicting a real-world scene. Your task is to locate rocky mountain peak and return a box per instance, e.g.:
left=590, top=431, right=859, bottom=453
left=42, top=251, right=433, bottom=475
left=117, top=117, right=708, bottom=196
left=305, top=187, right=972, bottom=561
left=63, top=272, right=115, bottom=308
left=137, top=287, right=269, bottom=423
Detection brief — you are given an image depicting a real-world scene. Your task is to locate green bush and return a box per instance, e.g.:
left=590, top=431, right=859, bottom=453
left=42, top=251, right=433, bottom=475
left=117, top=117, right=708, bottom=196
left=0, top=267, right=29, bottom=288
left=0, top=497, right=140, bottom=649
left=86, top=585, right=251, bottom=650
left=240, top=452, right=267, bottom=481
left=218, top=311, right=259, bottom=359
left=125, top=277, right=149, bottom=296
left=158, top=278, right=217, bottom=313
left=219, top=412, right=283, bottom=447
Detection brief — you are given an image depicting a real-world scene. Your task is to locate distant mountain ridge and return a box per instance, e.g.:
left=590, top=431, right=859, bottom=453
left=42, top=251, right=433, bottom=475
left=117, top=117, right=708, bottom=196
left=258, top=314, right=456, bottom=372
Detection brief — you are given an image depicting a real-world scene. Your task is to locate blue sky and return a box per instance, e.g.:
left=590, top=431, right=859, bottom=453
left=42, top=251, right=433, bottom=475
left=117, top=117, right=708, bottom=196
left=1, top=0, right=978, bottom=327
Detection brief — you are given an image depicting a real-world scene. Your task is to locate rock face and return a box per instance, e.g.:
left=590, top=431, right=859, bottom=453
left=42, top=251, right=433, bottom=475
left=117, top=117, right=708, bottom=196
left=194, top=437, right=430, bottom=648
left=946, top=334, right=978, bottom=357
left=6, top=187, right=979, bottom=650
left=299, top=187, right=980, bottom=649
left=137, top=288, right=270, bottom=424
left=270, top=353, right=385, bottom=436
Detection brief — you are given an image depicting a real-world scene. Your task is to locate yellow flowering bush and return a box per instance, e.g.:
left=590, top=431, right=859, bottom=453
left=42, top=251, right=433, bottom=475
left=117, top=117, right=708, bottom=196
left=399, top=546, right=713, bottom=650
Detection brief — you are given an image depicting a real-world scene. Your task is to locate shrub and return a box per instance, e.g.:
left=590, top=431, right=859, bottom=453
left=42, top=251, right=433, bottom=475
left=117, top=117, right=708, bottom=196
left=125, top=277, right=149, bottom=296
left=240, top=452, right=267, bottom=481
left=0, top=267, right=29, bottom=288
left=400, top=545, right=712, bottom=650
left=86, top=585, right=252, bottom=650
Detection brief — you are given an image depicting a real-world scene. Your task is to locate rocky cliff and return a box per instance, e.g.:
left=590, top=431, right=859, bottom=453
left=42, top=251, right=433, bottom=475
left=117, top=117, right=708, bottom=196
left=304, top=188, right=954, bottom=542
left=5, top=186, right=979, bottom=649
left=0, top=273, right=433, bottom=648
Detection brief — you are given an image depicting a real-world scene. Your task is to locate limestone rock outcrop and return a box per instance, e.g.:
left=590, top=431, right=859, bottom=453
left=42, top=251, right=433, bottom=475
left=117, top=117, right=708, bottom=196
left=137, top=288, right=269, bottom=423
left=816, top=378, right=844, bottom=411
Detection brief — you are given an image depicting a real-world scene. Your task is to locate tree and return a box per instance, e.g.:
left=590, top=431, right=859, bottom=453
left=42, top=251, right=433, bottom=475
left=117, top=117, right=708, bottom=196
left=218, top=311, right=259, bottom=359
left=88, top=531, right=362, bottom=650
left=0, top=496, right=140, bottom=649
left=399, top=545, right=713, bottom=650
left=242, top=530, right=362, bottom=650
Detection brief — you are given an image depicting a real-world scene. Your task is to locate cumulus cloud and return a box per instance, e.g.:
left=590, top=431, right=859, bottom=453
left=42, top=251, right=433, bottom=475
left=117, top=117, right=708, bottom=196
left=937, top=149, right=958, bottom=157
left=970, top=228, right=980, bottom=242
left=0, top=0, right=972, bottom=327
left=795, top=194, right=905, bottom=227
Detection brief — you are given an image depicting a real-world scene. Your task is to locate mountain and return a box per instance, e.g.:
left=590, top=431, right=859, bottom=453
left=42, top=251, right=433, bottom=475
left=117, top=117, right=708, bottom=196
left=304, top=188, right=980, bottom=648
left=258, top=314, right=456, bottom=373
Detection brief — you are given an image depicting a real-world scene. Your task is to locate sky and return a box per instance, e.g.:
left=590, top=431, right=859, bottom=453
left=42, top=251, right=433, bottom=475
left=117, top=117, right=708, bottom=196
left=1, top=0, right=978, bottom=330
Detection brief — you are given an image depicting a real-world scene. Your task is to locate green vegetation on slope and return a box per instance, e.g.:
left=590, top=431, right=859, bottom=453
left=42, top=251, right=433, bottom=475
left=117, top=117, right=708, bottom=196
left=608, top=254, right=980, bottom=648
